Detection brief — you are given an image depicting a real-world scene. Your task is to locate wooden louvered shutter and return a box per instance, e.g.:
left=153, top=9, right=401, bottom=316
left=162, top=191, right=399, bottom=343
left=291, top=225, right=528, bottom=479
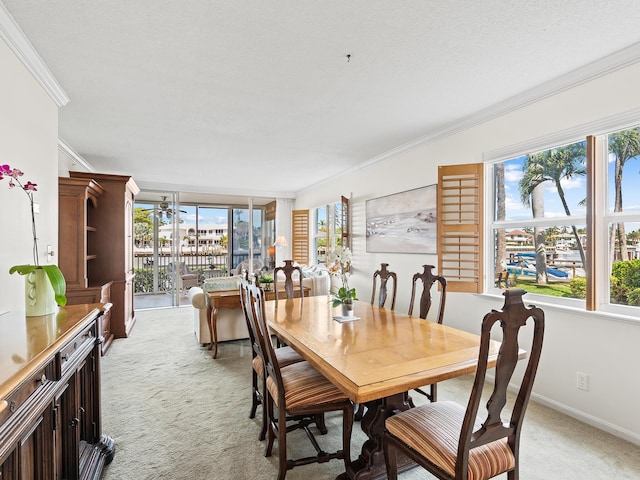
left=438, top=164, right=484, bottom=293
left=340, top=195, right=349, bottom=248
left=292, top=209, right=309, bottom=265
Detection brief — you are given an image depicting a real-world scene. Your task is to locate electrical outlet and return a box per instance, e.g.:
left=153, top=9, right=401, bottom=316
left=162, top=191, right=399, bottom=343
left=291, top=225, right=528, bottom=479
left=577, top=372, right=589, bottom=391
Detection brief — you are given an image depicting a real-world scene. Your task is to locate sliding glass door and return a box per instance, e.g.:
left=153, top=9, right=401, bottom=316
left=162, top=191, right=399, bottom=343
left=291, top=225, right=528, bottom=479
left=133, top=193, right=182, bottom=309
left=133, top=195, right=268, bottom=309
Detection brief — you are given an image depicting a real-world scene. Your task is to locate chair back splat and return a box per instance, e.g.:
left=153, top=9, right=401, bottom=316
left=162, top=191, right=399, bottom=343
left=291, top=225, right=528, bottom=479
left=408, top=264, right=447, bottom=323
left=370, top=263, right=397, bottom=310
left=383, top=289, right=545, bottom=480
left=274, top=260, right=304, bottom=300
left=463, top=289, right=544, bottom=458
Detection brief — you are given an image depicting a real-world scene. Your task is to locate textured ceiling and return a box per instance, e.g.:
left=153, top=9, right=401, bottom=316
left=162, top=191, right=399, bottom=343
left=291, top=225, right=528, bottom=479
left=3, top=1, right=640, bottom=200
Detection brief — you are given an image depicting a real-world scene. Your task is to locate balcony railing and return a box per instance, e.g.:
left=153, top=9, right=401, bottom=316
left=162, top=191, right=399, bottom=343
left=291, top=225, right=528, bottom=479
left=133, top=252, right=263, bottom=294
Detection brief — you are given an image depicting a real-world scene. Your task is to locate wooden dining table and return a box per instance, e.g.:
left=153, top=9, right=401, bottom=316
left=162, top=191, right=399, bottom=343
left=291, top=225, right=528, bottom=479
left=264, top=295, right=513, bottom=480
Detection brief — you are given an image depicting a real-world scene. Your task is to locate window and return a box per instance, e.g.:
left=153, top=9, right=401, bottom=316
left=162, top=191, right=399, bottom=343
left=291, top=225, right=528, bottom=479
left=313, top=196, right=350, bottom=265
left=488, top=124, right=640, bottom=313
left=314, top=205, right=328, bottom=264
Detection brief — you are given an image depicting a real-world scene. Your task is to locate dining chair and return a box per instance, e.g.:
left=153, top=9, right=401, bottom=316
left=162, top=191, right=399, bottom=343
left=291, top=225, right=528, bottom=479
left=408, top=264, right=447, bottom=402
left=370, top=262, right=397, bottom=309
left=408, top=264, right=447, bottom=322
left=248, top=282, right=354, bottom=480
left=383, top=289, right=545, bottom=480
left=239, top=278, right=304, bottom=441
left=273, top=260, right=304, bottom=300
left=355, top=261, right=398, bottom=419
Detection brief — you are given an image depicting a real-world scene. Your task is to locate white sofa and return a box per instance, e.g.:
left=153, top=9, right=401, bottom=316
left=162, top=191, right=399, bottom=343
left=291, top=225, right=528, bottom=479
left=189, top=267, right=330, bottom=345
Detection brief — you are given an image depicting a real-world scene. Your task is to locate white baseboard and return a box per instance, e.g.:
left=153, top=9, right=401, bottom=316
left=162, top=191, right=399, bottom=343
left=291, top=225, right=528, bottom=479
left=529, top=391, right=640, bottom=447
left=483, top=372, right=640, bottom=446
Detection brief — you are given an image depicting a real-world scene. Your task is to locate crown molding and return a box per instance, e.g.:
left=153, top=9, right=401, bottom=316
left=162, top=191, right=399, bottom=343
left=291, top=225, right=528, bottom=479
left=58, top=138, right=95, bottom=171
left=483, top=107, right=640, bottom=163
left=0, top=2, right=69, bottom=106
left=136, top=180, right=296, bottom=200
left=356, top=41, right=640, bottom=172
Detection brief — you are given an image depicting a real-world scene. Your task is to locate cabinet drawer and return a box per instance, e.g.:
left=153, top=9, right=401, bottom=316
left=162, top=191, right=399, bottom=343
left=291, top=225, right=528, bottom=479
left=100, top=282, right=112, bottom=303
left=101, top=310, right=111, bottom=338
left=0, top=361, right=54, bottom=426
left=54, top=323, right=97, bottom=379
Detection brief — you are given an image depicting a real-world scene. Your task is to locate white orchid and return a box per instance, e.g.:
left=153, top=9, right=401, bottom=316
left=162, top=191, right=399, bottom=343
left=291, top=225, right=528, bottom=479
left=327, top=246, right=357, bottom=306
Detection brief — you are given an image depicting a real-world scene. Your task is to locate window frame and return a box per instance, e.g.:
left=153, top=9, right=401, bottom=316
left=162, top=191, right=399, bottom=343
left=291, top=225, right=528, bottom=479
left=483, top=111, right=640, bottom=318
left=312, top=198, right=350, bottom=265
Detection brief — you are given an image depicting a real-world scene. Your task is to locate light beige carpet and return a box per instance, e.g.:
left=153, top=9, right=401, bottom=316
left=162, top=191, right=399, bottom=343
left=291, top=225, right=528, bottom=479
left=100, top=307, right=640, bottom=479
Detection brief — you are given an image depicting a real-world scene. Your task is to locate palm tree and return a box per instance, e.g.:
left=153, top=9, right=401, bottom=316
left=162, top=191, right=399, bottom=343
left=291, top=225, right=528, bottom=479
left=608, top=127, right=640, bottom=262
left=495, top=163, right=507, bottom=279
left=531, top=184, right=548, bottom=283
left=519, top=142, right=587, bottom=268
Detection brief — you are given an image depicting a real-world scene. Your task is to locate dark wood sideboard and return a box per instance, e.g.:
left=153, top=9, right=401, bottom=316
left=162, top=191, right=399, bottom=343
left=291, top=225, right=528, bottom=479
left=0, top=304, right=114, bottom=479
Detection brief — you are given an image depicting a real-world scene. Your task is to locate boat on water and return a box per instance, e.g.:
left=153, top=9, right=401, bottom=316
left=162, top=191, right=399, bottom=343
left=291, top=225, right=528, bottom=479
left=507, top=253, right=569, bottom=280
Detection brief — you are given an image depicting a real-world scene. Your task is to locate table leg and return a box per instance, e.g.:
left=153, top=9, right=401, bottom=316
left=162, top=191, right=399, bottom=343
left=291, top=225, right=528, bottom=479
left=210, top=306, right=219, bottom=359
left=337, top=392, right=414, bottom=480
left=207, top=304, right=214, bottom=351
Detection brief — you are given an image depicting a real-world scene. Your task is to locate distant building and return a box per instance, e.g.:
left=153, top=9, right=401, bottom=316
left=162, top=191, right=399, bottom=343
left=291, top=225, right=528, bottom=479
left=505, top=229, right=533, bottom=245
left=158, top=222, right=228, bottom=251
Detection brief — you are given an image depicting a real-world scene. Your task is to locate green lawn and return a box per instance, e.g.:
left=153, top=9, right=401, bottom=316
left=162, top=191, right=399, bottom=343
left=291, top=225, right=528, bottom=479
left=511, top=277, right=574, bottom=297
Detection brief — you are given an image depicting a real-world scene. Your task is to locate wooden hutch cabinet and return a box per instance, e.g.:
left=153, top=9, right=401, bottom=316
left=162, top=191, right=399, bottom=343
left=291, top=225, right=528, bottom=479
left=0, top=305, right=114, bottom=479
left=59, top=172, right=139, bottom=354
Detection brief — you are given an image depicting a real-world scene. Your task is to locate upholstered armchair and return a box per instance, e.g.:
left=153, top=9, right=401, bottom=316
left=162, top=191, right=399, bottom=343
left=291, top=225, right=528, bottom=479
left=168, top=262, right=199, bottom=294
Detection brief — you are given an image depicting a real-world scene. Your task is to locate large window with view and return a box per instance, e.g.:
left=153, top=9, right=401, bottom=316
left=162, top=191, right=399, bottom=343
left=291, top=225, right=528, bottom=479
left=133, top=198, right=265, bottom=309
left=313, top=201, right=346, bottom=265
left=490, top=125, right=640, bottom=313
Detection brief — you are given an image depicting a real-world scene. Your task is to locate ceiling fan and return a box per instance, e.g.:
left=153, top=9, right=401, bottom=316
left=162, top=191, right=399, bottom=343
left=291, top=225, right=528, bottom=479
left=140, top=196, right=187, bottom=220
left=157, top=196, right=187, bottom=219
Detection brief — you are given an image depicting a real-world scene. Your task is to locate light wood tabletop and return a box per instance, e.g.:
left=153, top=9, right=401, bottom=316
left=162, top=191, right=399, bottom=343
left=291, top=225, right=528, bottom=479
left=264, top=295, right=518, bottom=480
left=265, top=295, right=503, bottom=404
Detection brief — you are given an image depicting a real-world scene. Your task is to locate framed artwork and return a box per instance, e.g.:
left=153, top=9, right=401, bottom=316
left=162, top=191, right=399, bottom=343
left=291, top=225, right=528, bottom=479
left=365, top=184, right=437, bottom=254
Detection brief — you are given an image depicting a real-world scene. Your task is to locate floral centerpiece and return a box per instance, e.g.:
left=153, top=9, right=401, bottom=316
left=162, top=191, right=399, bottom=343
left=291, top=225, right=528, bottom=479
left=327, top=246, right=357, bottom=314
left=2, top=164, right=67, bottom=313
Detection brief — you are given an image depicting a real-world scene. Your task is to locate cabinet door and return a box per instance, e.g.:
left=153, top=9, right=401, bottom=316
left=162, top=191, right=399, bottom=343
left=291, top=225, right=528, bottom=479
left=18, top=402, right=56, bottom=479
left=0, top=448, right=18, bottom=480
left=56, top=381, right=79, bottom=480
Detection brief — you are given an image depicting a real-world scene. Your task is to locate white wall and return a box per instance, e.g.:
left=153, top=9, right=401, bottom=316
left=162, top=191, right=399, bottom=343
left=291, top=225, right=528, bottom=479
left=295, top=62, right=640, bottom=444
left=0, top=39, right=59, bottom=314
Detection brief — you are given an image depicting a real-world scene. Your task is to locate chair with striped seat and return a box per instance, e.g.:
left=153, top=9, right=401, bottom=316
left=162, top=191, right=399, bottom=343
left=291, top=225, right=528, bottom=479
left=383, top=289, right=545, bottom=480
left=239, top=278, right=305, bottom=441
left=408, top=264, right=447, bottom=402
left=247, top=282, right=354, bottom=480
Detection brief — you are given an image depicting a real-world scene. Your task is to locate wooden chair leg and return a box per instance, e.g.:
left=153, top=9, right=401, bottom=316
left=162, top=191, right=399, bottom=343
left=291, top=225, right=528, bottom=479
left=265, top=396, right=275, bottom=458
left=259, top=376, right=267, bottom=441
left=315, top=413, right=328, bottom=434
left=277, top=411, right=288, bottom=480
left=383, top=435, right=398, bottom=480
left=250, top=370, right=260, bottom=419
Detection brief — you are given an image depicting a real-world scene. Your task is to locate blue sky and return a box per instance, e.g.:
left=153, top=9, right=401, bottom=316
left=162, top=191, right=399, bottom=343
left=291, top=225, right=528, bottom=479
left=501, top=151, right=640, bottom=232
